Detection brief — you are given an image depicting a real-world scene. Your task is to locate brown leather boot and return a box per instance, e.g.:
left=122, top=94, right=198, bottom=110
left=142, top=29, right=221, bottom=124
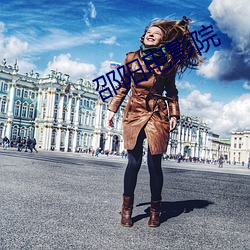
left=148, top=200, right=161, bottom=227
left=121, top=195, right=134, bottom=227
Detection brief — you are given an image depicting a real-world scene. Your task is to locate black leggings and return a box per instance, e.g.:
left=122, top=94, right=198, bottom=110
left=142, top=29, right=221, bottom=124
left=123, top=129, right=163, bottom=201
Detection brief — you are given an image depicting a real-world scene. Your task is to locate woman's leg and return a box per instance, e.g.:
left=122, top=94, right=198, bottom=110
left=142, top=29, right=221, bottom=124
left=147, top=147, right=163, bottom=201
left=121, top=129, right=145, bottom=227
left=147, top=147, right=163, bottom=227
left=123, top=129, right=146, bottom=197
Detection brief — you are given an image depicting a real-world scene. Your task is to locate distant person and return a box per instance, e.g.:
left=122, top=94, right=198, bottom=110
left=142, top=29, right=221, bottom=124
left=32, top=138, right=38, bottom=153
left=3, top=136, right=10, bottom=150
left=26, top=136, right=33, bottom=153
left=218, top=155, right=224, bottom=168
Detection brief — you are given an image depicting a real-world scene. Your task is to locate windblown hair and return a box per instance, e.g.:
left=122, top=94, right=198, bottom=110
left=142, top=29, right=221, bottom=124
left=141, top=16, right=203, bottom=75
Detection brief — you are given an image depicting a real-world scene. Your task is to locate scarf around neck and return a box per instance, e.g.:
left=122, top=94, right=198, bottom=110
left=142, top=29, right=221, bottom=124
left=140, top=43, right=168, bottom=63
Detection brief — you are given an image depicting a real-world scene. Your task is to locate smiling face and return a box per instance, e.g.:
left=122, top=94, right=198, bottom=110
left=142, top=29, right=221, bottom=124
left=143, top=26, right=164, bottom=47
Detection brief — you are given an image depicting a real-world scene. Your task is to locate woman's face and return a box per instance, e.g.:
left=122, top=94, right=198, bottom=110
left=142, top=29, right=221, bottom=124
left=143, top=26, right=164, bottom=47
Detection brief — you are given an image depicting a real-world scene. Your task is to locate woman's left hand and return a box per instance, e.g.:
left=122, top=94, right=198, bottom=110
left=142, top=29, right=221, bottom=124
left=169, top=117, right=177, bottom=132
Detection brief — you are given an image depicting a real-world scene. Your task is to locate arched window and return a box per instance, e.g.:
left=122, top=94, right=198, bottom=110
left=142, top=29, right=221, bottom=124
left=14, top=101, right=21, bottom=117
left=70, top=109, right=74, bottom=123
left=64, top=95, right=68, bottom=103
left=24, top=90, right=29, bottom=98
left=55, top=93, right=60, bottom=102
left=16, top=88, right=21, bottom=97
left=78, top=112, right=82, bottom=125
left=1, top=96, right=7, bottom=113
left=12, top=126, right=18, bottom=141
left=91, top=115, right=95, bottom=126
left=29, top=104, right=35, bottom=119
left=21, top=103, right=28, bottom=118
left=2, top=83, right=8, bottom=92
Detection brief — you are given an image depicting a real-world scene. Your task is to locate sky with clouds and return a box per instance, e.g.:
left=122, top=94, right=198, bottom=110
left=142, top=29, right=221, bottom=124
left=0, top=0, right=249, bottom=137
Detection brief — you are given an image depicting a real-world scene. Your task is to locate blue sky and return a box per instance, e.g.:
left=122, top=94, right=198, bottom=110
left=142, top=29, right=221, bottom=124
left=1, top=0, right=250, bottom=137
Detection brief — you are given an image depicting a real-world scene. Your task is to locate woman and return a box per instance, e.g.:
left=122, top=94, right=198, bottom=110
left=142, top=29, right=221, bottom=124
left=108, top=17, right=201, bottom=227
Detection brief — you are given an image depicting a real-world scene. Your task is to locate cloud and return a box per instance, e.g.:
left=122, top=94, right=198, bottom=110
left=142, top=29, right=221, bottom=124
left=199, top=0, right=250, bottom=81
left=83, top=1, right=97, bottom=27
left=243, top=81, right=250, bottom=90
left=180, top=90, right=250, bottom=137
left=176, top=80, right=195, bottom=90
left=0, top=24, right=37, bottom=73
left=98, top=60, right=111, bottom=76
left=100, top=36, right=117, bottom=45
left=0, top=21, right=5, bottom=33
left=43, top=53, right=97, bottom=81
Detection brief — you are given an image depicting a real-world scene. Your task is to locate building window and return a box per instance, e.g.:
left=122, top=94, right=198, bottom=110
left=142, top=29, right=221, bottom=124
left=72, top=97, right=76, bottom=105
left=54, top=108, right=58, bottom=120
left=64, top=95, right=68, bottom=103
left=79, top=113, right=82, bottom=125
left=63, top=110, right=66, bottom=121
left=24, top=90, right=29, bottom=98
left=1, top=100, right=7, bottom=113
left=84, top=99, right=90, bottom=108
left=16, top=88, right=21, bottom=97
left=239, top=144, right=241, bottom=149
left=80, top=99, right=83, bottom=106
left=30, top=92, right=35, bottom=99
left=234, top=143, right=237, bottom=148
left=21, top=104, right=28, bottom=118
left=91, top=115, right=95, bottom=126
left=2, top=83, right=8, bottom=92
left=12, top=127, right=18, bottom=141
left=70, top=111, right=74, bottom=123
left=29, top=106, right=34, bottom=119
left=55, top=93, right=59, bottom=102
left=14, top=102, right=20, bottom=117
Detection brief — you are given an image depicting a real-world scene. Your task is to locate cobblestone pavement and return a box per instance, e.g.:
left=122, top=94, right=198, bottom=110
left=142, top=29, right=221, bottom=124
left=0, top=148, right=250, bottom=250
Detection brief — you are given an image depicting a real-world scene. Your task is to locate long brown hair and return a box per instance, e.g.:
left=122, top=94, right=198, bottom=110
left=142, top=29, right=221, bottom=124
left=142, top=16, right=203, bottom=75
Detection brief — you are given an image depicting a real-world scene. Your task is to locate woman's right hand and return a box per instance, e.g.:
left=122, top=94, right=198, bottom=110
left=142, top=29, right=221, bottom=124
left=107, top=110, right=115, bottom=127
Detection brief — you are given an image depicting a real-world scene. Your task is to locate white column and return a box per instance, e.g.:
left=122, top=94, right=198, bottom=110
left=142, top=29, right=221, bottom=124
left=64, top=127, right=70, bottom=152
left=36, top=89, right=43, bottom=119
left=92, top=131, right=101, bottom=150
left=64, top=94, right=72, bottom=152
left=55, top=93, right=64, bottom=151
left=72, top=96, right=80, bottom=152
left=5, top=81, right=16, bottom=138
left=105, top=132, right=113, bottom=151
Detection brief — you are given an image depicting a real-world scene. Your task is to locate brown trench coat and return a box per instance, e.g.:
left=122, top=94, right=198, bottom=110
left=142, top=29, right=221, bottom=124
left=108, top=50, right=180, bottom=155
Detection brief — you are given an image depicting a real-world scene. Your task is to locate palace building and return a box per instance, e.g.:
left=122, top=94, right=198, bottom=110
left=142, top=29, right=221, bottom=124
left=230, top=131, right=250, bottom=164
left=0, top=59, right=231, bottom=160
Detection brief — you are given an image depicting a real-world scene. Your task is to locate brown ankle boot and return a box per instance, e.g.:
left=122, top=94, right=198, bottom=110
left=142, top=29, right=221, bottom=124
left=148, top=200, right=161, bottom=227
left=121, top=195, right=134, bottom=227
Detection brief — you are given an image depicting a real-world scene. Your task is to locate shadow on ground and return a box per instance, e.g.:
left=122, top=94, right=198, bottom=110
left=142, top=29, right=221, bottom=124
left=133, top=199, right=214, bottom=224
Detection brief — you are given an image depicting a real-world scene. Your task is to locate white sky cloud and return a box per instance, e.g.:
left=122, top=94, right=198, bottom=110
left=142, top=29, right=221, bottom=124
left=199, top=0, right=250, bottom=81
left=243, top=81, right=250, bottom=90
left=180, top=90, right=250, bottom=137
left=176, top=80, right=195, bottom=90
left=98, top=60, right=111, bottom=76
left=100, top=36, right=117, bottom=45
left=43, top=53, right=96, bottom=82
left=83, top=1, right=97, bottom=27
